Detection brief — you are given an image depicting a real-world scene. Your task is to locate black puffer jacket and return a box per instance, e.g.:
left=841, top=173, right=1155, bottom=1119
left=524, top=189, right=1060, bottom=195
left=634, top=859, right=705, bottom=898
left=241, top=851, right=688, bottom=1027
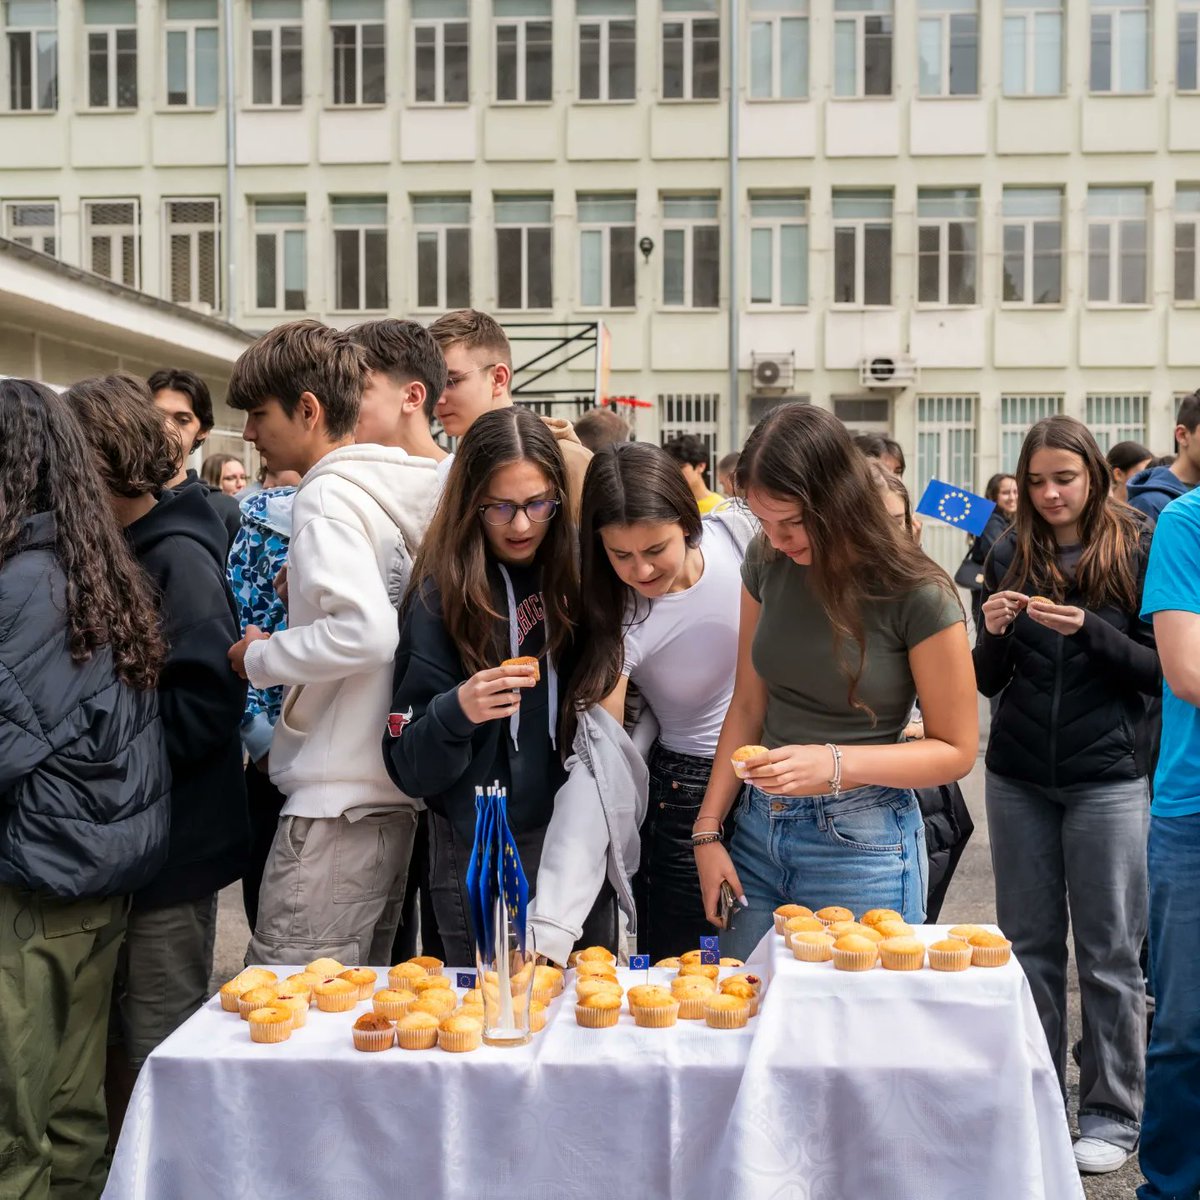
left=0, top=513, right=171, bottom=899
left=974, top=527, right=1160, bottom=787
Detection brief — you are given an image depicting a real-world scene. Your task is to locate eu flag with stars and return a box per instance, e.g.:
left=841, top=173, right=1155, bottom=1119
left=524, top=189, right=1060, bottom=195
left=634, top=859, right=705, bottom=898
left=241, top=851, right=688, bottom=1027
left=629, top=954, right=650, bottom=971
left=915, top=479, right=996, bottom=537
left=496, top=797, right=529, bottom=954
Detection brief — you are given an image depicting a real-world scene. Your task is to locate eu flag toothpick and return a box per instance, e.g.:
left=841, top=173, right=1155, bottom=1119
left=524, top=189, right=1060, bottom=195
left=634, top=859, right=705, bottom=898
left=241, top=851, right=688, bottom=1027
left=629, top=954, right=650, bottom=971
left=915, top=479, right=996, bottom=536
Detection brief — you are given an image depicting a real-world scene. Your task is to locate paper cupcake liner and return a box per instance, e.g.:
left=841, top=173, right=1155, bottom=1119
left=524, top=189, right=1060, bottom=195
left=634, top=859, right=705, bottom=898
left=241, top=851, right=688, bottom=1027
left=675, top=996, right=706, bottom=1020
left=575, top=1004, right=620, bottom=1029
left=880, top=948, right=925, bottom=972
left=832, top=948, right=877, bottom=972
left=349, top=981, right=374, bottom=1001
left=971, top=943, right=1012, bottom=968
left=249, top=1020, right=291, bottom=1044
left=279, top=1002, right=308, bottom=1029
left=352, top=1027, right=395, bottom=1052
left=388, top=970, right=425, bottom=991
left=219, top=990, right=243, bottom=1013
left=531, top=987, right=555, bottom=1006
left=419, top=964, right=444, bottom=977
left=315, top=992, right=357, bottom=1013
left=397, top=1027, right=439, bottom=1050
left=928, top=946, right=972, bottom=972
left=704, top=1004, right=749, bottom=1029
left=791, top=939, right=834, bottom=963
left=772, top=914, right=787, bottom=935
left=530, top=1009, right=548, bottom=1033
left=438, top=1028, right=482, bottom=1053
left=374, top=997, right=414, bottom=1022
left=631, top=1002, right=680, bottom=1028
left=238, top=995, right=275, bottom=1020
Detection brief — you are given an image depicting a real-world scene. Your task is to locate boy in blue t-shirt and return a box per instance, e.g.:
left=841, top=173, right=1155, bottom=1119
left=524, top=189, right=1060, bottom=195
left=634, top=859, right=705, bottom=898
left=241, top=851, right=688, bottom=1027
left=1137, top=487, right=1200, bottom=1200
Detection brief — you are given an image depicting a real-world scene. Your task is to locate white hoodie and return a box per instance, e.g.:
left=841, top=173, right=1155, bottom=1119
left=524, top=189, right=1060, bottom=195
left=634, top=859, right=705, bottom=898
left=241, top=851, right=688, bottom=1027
left=243, top=444, right=440, bottom=818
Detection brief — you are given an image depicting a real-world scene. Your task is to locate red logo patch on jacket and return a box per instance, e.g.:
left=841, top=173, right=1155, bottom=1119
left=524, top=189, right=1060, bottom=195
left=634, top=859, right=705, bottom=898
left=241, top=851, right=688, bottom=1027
left=387, top=707, right=414, bottom=737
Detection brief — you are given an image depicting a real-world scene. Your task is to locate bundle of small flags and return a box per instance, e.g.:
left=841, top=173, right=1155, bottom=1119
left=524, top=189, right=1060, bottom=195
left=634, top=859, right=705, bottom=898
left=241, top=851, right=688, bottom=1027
left=464, top=783, right=529, bottom=962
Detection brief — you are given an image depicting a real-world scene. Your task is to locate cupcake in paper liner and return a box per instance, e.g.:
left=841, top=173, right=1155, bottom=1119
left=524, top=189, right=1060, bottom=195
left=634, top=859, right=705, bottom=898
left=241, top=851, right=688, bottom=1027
left=879, top=937, right=926, bottom=971
left=791, top=931, right=835, bottom=963
left=247, top=1005, right=292, bottom=1044
left=927, top=939, right=972, bottom=972
left=396, top=1011, right=439, bottom=1050
left=969, top=931, right=1013, bottom=967
left=373, top=988, right=417, bottom=1022
left=703, top=994, right=750, bottom=1029
left=314, top=978, right=358, bottom=1012
left=339, top=968, right=377, bottom=1001
left=438, top=1014, right=483, bottom=1053
left=575, top=994, right=622, bottom=1028
left=628, top=985, right=679, bottom=1028
left=352, top=1013, right=395, bottom=1052
left=831, top=934, right=878, bottom=972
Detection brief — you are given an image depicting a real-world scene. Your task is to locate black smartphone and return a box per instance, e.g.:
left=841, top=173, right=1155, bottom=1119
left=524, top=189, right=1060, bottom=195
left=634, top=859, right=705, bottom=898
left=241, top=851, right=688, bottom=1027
left=718, top=880, right=736, bottom=926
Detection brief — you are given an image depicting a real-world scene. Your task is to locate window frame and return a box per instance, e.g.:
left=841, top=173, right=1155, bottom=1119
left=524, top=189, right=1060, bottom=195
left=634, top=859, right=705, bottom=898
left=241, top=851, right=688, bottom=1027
left=250, top=201, right=307, bottom=314
left=1002, top=0, right=1064, bottom=97
left=577, top=195, right=636, bottom=311
left=5, top=2, right=58, bottom=112
left=494, top=12, right=552, bottom=105
left=660, top=10, right=720, bottom=102
left=576, top=11, right=635, bottom=103
left=1000, top=394, right=1062, bottom=473
left=1089, top=0, right=1151, bottom=96
left=747, top=194, right=808, bottom=309
left=1, top=198, right=59, bottom=254
left=412, top=14, right=469, bottom=106
left=831, top=192, right=893, bottom=309
left=1174, top=186, right=1200, bottom=305
left=412, top=197, right=472, bottom=312
left=747, top=4, right=809, bottom=102
left=832, top=1, right=893, bottom=100
left=330, top=199, right=388, bottom=313
left=1000, top=187, right=1065, bottom=308
left=1084, top=393, right=1148, bottom=451
left=1086, top=186, right=1151, bottom=308
left=916, top=189, right=978, bottom=308
left=494, top=197, right=554, bottom=311
left=328, top=13, right=385, bottom=107
left=163, top=196, right=221, bottom=311
left=1180, top=0, right=1200, bottom=92
left=917, top=1, right=978, bottom=98
left=661, top=197, right=720, bottom=310
left=249, top=10, right=302, bottom=109
left=163, top=6, right=219, bottom=109
left=82, top=197, right=141, bottom=288
left=84, top=19, right=137, bottom=110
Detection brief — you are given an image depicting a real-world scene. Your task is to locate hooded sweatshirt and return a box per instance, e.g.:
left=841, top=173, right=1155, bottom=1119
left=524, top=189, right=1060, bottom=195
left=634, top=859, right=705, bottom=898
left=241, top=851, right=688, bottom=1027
left=244, top=444, right=440, bottom=818
left=125, top=486, right=249, bottom=909
left=1126, top=464, right=1196, bottom=524
left=176, top=467, right=243, bottom=550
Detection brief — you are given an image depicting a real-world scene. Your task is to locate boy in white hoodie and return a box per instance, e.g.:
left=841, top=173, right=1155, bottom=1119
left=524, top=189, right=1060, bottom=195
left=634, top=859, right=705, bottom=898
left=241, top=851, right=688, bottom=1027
left=226, top=321, right=440, bottom=966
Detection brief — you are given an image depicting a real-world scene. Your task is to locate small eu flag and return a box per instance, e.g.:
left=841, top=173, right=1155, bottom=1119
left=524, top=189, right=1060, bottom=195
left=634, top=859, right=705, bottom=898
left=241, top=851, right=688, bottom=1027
left=456, top=972, right=477, bottom=989
left=629, top=954, right=650, bottom=971
left=916, top=479, right=996, bottom=537
left=699, top=950, right=719, bottom=965
left=699, top=935, right=720, bottom=952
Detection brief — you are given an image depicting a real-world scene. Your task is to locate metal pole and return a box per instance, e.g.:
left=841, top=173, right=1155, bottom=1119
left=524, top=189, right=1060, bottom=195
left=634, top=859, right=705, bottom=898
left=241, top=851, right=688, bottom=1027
left=727, top=0, right=740, bottom=453
left=223, top=0, right=237, bottom=324
left=592, top=320, right=604, bottom=409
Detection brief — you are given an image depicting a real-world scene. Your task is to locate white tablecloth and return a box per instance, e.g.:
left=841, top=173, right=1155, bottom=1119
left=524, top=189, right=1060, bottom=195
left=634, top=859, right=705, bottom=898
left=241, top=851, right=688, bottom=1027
left=104, top=926, right=1083, bottom=1200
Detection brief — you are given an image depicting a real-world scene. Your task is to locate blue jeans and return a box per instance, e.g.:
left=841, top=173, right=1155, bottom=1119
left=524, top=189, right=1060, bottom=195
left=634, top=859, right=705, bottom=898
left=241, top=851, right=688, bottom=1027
left=1138, top=812, right=1200, bottom=1200
left=721, top=783, right=927, bottom=961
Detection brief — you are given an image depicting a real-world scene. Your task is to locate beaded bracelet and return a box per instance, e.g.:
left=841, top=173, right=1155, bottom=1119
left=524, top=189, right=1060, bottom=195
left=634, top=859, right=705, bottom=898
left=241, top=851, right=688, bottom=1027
left=690, top=832, right=723, bottom=847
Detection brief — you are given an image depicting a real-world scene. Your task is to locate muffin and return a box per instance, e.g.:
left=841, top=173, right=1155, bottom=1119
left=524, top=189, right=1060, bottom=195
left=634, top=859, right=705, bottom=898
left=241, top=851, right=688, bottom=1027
left=860, top=908, right=904, bottom=930
left=628, top=985, right=680, bottom=1028
left=412, top=991, right=458, bottom=1018
left=388, top=962, right=428, bottom=991
left=352, top=1012, right=395, bottom=1052
left=576, top=978, right=623, bottom=1002
left=671, top=976, right=716, bottom=1019
left=247, top=1004, right=293, bottom=1044
left=458, top=1002, right=487, bottom=1025
left=239, top=967, right=278, bottom=988
left=575, top=960, right=618, bottom=981
left=947, top=924, right=986, bottom=944
left=396, top=1010, right=440, bottom=1050
left=719, top=975, right=761, bottom=1017
left=784, top=915, right=826, bottom=939
left=703, top=993, right=750, bottom=1029
left=773, top=903, right=815, bottom=934
left=373, top=988, right=417, bottom=1021
left=968, top=930, right=1013, bottom=967
left=412, top=974, right=453, bottom=995
left=731, top=744, right=770, bottom=778
left=306, top=957, right=345, bottom=978
left=575, top=992, right=622, bottom=1029
left=857, top=926, right=885, bottom=945
left=791, top=930, right=835, bottom=963
left=238, top=986, right=282, bottom=1021
left=655, top=956, right=681, bottom=969
left=313, top=977, right=358, bottom=1012
left=339, top=967, right=377, bottom=1001
left=879, top=936, right=926, bottom=971
left=927, top=938, right=973, bottom=972
left=825, top=921, right=870, bottom=940
left=274, top=990, right=310, bottom=1029
left=532, top=965, right=564, bottom=1004
left=408, top=955, right=444, bottom=977
left=719, top=957, right=744, bottom=968
left=873, top=920, right=913, bottom=941
left=576, top=945, right=618, bottom=966
left=501, top=655, right=540, bottom=682
left=438, top=1013, right=484, bottom=1053
left=219, top=976, right=259, bottom=1013
left=816, top=906, right=854, bottom=926
left=529, top=1000, right=549, bottom=1033
left=286, top=971, right=324, bottom=991
left=831, top=933, right=878, bottom=972
left=677, top=962, right=720, bottom=982
left=678, top=950, right=705, bottom=966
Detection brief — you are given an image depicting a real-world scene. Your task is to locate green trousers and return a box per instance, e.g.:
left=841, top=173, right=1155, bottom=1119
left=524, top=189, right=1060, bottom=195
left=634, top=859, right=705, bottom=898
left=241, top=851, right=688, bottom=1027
left=0, top=885, right=127, bottom=1200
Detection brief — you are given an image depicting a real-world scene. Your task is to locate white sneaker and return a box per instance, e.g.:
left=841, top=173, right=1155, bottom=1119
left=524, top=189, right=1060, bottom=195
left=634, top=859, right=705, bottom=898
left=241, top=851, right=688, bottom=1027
left=1074, top=1137, right=1130, bottom=1175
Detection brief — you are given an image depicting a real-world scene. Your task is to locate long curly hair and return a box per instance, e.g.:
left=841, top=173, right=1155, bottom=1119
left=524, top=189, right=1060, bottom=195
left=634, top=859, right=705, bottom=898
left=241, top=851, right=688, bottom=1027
left=0, top=378, right=165, bottom=689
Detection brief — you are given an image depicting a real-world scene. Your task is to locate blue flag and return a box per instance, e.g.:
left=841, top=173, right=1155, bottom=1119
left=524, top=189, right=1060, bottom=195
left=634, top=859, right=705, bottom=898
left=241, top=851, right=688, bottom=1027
left=699, top=935, right=720, bottom=953
left=465, top=784, right=530, bottom=962
left=495, top=795, right=529, bottom=955
left=629, top=954, right=650, bottom=971
left=456, top=972, right=477, bottom=989
left=699, top=950, right=719, bottom=965
left=915, top=479, right=996, bottom=536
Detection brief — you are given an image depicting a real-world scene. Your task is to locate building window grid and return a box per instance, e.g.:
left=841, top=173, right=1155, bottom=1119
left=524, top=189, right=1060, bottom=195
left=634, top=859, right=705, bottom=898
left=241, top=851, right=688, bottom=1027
left=1001, top=393, right=1062, bottom=473
left=833, top=191, right=892, bottom=308
left=662, top=196, right=720, bottom=310
left=413, top=196, right=471, bottom=311
left=916, top=394, right=977, bottom=573
left=833, top=0, right=892, bottom=99
left=251, top=201, right=306, bottom=313
left=578, top=194, right=636, bottom=310
left=2, top=199, right=58, bottom=255
left=1002, top=0, right=1063, bottom=96
left=331, top=198, right=387, bottom=312
left=495, top=12, right=552, bottom=103
left=6, top=0, right=58, bottom=111
left=330, top=13, right=384, bottom=107
left=748, top=1, right=808, bottom=101
left=661, top=9, right=720, bottom=101
left=1175, top=187, right=1200, bottom=303
left=577, top=9, right=635, bottom=102
left=749, top=194, right=808, bottom=308
left=1087, top=186, right=1150, bottom=307
left=1085, top=393, right=1147, bottom=451
left=414, top=15, right=469, bottom=105
left=83, top=198, right=140, bottom=289
left=495, top=195, right=553, bottom=311
left=1180, top=0, right=1200, bottom=91
left=1090, top=0, right=1150, bottom=95
left=918, top=0, right=978, bottom=97
left=250, top=11, right=302, bottom=108
left=164, top=197, right=220, bottom=311
left=917, top=189, right=978, bottom=307
left=659, top=392, right=720, bottom=473
left=164, top=3, right=218, bottom=108
left=1002, top=187, right=1064, bottom=306
left=86, top=18, right=137, bottom=110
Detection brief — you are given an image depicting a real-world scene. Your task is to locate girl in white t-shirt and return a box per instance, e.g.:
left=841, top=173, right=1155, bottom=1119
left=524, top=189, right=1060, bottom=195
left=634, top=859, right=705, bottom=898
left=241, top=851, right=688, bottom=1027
left=567, top=441, right=752, bottom=959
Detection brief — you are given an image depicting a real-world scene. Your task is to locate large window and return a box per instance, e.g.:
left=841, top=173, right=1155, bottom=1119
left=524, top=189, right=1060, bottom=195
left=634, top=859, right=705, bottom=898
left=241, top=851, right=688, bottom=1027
left=1181, top=0, right=1200, bottom=91
left=165, top=198, right=220, bottom=310
left=833, top=0, right=891, bottom=98
left=496, top=0, right=551, bottom=102
left=331, top=196, right=387, bottom=311
left=1086, top=394, right=1147, bottom=450
left=252, top=200, right=306, bottom=312
left=1090, top=0, right=1149, bottom=93
left=1000, top=394, right=1061, bottom=473
left=165, top=0, right=218, bottom=108
left=1174, top=185, right=1200, bottom=302
left=1087, top=186, right=1149, bottom=306
left=413, top=194, right=471, bottom=311
left=1001, top=187, right=1063, bottom=305
left=251, top=0, right=301, bottom=107
left=662, top=0, right=719, bottom=101
left=413, top=0, right=468, bottom=104
left=1, top=199, right=57, bottom=255
left=749, top=0, right=807, bottom=100
left=917, top=189, right=977, bottom=306
left=577, top=0, right=634, bottom=101
left=1002, top=0, right=1062, bottom=96
left=662, top=194, right=719, bottom=309
left=330, top=0, right=383, bottom=106
left=833, top=190, right=891, bottom=307
left=918, top=0, right=977, bottom=96
left=578, top=193, right=635, bottom=309
left=6, top=0, right=57, bottom=111
left=85, top=0, right=136, bottom=109
left=916, top=393, right=977, bottom=574
left=495, top=194, right=553, bottom=310
left=83, top=199, right=139, bottom=287
left=749, top=193, right=808, bottom=307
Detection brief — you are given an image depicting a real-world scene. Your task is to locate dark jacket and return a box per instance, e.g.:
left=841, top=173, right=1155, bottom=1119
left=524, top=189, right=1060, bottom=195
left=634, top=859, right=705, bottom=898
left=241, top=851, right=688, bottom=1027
left=126, top=488, right=249, bottom=909
left=974, top=527, right=1160, bottom=787
left=0, top=513, right=171, bottom=899
left=1126, top=465, right=1195, bottom=525
left=176, top=468, right=242, bottom=551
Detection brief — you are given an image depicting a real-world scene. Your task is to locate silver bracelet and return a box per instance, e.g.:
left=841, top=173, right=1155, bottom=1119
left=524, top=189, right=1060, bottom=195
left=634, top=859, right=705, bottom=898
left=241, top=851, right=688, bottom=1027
left=825, top=743, right=843, bottom=797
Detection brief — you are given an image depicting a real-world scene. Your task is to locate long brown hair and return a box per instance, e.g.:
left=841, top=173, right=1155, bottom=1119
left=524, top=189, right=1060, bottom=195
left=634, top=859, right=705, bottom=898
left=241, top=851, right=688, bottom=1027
left=1002, top=415, right=1142, bottom=611
left=737, top=403, right=956, bottom=713
left=407, top=406, right=577, bottom=676
left=0, top=378, right=165, bottom=690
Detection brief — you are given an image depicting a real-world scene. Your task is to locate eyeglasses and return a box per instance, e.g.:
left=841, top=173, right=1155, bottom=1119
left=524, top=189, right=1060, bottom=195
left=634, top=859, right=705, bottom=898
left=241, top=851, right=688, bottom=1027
left=478, top=498, right=561, bottom=526
left=445, top=363, right=497, bottom=390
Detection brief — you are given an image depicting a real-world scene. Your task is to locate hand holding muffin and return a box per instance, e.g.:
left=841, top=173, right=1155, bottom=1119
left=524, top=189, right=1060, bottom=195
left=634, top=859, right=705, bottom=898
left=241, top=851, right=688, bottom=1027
left=734, top=743, right=842, bottom=797
left=456, top=663, right=538, bottom=725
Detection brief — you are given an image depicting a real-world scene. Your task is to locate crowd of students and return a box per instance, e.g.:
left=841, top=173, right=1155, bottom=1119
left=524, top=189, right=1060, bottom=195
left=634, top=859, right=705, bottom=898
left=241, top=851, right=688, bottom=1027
left=1, top=313, right=1197, bottom=1199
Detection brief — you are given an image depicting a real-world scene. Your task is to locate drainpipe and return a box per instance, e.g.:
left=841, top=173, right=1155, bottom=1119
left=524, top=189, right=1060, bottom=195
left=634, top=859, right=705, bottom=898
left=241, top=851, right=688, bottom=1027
left=223, top=0, right=237, bottom=324
left=727, top=0, right=740, bottom=453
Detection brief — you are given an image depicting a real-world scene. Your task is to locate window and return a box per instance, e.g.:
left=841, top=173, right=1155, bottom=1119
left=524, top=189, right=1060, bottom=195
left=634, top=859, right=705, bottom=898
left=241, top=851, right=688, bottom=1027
left=164, top=198, right=219, bottom=310
left=659, top=392, right=719, bottom=472
left=749, top=0, right=808, bottom=100
left=662, top=194, right=719, bottom=309
left=1000, top=394, right=1061, bottom=472
left=164, top=0, right=218, bottom=107
left=6, top=0, right=57, bottom=111
left=916, top=394, right=977, bottom=572
left=1176, top=186, right=1200, bottom=302
left=496, top=0, right=550, bottom=102
left=252, top=200, right=306, bottom=311
left=1087, top=186, right=1149, bottom=305
left=413, top=0, right=468, bottom=104
left=1, top=199, right=57, bottom=254
left=85, top=0, right=136, bottom=109
left=662, top=0, right=719, bottom=101
left=495, top=194, right=553, bottom=310
left=917, top=188, right=977, bottom=306
left=330, top=0, right=383, bottom=105
left=83, top=199, right=139, bottom=287
left=413, top=194, right=471, bottom=310
left=331, top=196, right=387, bottom=311
left=1090, top=0, right=1149, bottom=93
left=1181, top=0, right=1200, bottom=91
left=749, top=193, right=808, bottom=307
left=833, top=190, right=892, bottom=307
left=250, top=0, right=301, bottom=107
left=1002, top=187, right=1063, bottom=305
left=918, top=0, right=977, bottom=96
left=1086, top=393, right=1147, bottom=450
left=577, top=0, right=634, bottom=101
left=1002, top=0, right=1062, bottom=95
left=578, top=193, right=635, bottom=309
left=833, top=0, right=892, bottom=98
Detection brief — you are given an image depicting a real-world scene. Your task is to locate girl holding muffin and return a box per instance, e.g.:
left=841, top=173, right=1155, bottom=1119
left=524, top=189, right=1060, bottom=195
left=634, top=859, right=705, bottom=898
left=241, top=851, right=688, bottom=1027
left=693, top=403, right=978, bottom=960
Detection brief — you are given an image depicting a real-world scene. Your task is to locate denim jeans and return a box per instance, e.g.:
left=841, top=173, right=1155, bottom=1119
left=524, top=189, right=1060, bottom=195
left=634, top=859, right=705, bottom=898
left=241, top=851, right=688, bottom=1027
left=1138, top=812, right=1200, bottom=1200
left=986, top=771, right=1149, bottom=1151
left=633, top=742, right=716, bottom=961
left=720, top=783, right=927, bottom=962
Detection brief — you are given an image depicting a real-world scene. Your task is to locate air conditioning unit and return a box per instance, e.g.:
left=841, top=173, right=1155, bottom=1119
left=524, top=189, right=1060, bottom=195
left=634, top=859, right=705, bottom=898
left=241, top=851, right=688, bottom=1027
left=751, top=352, right=795, bottom=391
left=859, top=355, right=918, bottom=389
